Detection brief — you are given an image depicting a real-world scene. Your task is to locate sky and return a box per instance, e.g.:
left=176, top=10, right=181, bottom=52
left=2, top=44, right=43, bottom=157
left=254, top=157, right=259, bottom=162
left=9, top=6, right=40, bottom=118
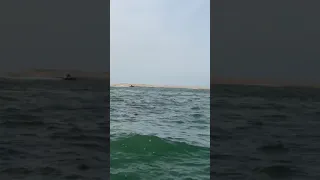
left=213, top=0, right=320, bottom=85
left=0, top=0, right=109, bottom=73
left=110, top=0, right=210, bottom=87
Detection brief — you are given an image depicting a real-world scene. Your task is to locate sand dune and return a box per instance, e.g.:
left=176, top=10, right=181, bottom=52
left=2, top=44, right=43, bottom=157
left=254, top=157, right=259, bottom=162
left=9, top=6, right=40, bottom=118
left=111, top=83, right=209, bottom=90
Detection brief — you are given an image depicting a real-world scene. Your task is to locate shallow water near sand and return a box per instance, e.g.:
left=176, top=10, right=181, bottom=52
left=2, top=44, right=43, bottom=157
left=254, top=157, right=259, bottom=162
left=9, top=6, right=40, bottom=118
left=212, top=84, right=320, bottom=180
left=110, top=87, right=210, bottom=180
left=0, top=79, right=109, bottom=180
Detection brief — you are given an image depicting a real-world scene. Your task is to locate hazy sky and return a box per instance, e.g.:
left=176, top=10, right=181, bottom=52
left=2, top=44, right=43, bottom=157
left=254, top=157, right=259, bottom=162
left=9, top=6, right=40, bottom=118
left=0, top=1, right=109, bottom=72
left=111, top=0, right=210, bottom=87
left=213, top=1, right=320, bottom=85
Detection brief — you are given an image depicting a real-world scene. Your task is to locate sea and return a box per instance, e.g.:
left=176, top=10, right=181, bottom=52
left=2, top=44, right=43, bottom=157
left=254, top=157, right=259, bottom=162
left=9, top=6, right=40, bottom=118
left=110, top=87, right=210, bottom=180
left=0, top=78, right=109, bottom=180
left=212, top=84, right=320, bottom=180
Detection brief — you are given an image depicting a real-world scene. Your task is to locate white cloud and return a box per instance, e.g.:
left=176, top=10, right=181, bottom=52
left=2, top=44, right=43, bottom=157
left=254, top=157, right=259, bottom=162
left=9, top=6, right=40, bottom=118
left=111, top=0, right=210, bottom=87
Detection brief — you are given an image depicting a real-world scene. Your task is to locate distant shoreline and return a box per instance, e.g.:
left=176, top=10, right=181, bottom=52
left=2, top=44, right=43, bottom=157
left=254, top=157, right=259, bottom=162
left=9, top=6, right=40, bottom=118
left=1, top=69, right=109, bottom=80
left=111, top=83, right=210, bottom=90
left=213, top=83, right=320, bottom=89
left=213, top=78, right=320, bottom=88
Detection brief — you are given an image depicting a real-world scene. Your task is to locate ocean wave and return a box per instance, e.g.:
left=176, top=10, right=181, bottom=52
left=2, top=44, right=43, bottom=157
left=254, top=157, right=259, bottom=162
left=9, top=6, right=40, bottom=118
left=0, top=79, right=109, bottom=179
left=111, top=134, right=208, bottom=156
left=111, top=133, right=209, bottom=180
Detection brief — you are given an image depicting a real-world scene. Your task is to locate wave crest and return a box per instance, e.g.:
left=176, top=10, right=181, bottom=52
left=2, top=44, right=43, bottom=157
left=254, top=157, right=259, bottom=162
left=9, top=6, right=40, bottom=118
left=111, top=134, right=208, bottom=155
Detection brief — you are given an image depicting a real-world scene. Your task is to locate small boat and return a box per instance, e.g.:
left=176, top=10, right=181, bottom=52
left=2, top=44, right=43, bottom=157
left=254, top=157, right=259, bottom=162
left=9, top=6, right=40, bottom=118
left=129, top=85, right=134, bottom=87
left=63, top=74, right=76, bottom=80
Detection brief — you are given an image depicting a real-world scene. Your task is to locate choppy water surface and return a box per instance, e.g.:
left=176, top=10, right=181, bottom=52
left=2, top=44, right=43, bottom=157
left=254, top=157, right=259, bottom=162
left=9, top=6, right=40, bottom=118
left=212, top=84, right=320, bottom=180
left=0, top=79, right=109, bottom=180
left=111, top=87, right=210, bottom=180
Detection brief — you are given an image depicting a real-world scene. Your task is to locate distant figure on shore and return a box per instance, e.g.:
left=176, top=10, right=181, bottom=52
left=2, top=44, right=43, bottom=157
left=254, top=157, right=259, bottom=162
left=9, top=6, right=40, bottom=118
left=130, top=85, right=134, bottom=87
left=63, top=73, right=76, bottom=80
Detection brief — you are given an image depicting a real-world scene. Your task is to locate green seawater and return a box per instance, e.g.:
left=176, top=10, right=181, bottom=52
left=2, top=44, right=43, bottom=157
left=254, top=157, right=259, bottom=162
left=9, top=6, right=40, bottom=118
left=111, top=87, right=210, bottom=180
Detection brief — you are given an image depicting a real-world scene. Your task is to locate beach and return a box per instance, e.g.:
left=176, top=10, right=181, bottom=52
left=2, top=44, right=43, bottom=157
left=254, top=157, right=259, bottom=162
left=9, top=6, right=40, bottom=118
left=111, top=83, right=209, bottom=90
